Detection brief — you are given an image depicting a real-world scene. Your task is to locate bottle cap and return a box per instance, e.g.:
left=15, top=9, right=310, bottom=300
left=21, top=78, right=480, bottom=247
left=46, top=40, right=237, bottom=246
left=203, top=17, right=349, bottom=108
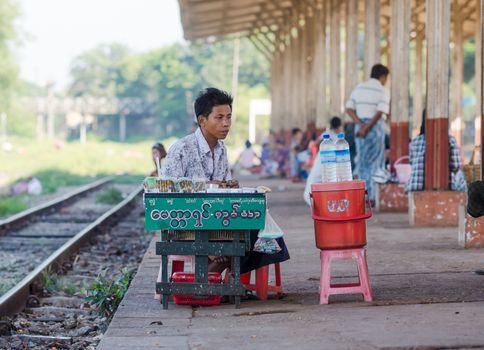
left=323, top=133, right=330, bottom=139
left=337, top=133, right=345, bottom=139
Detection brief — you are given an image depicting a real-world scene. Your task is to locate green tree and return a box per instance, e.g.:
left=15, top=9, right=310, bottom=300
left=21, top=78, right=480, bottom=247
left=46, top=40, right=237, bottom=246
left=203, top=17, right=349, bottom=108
left=187, top=38, right=270, bottom=90
left=0, top=0, right=20, bottom=108
left=67, top=38, right=271, bottom=140
left=69, top=43, right=131, bottom=97
left=117, top=44, right=199, bottom=135
left=0, top=0, right=29, bottom=136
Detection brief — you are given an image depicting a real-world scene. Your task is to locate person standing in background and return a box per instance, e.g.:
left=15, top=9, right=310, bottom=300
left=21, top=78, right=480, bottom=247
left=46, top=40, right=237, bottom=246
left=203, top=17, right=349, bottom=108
left=345, top=64, right=390, bottom=204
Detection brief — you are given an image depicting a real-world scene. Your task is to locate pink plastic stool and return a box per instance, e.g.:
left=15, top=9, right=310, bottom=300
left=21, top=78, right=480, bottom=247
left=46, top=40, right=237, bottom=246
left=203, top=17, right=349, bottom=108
left=319, top=248, right=372, bottom=304
left=241, top=263, right=283, bottom=300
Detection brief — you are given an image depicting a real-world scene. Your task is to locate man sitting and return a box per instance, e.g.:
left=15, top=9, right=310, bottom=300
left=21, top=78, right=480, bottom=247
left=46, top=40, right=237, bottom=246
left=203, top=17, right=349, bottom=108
left=163, top=87, right=289, bottom=274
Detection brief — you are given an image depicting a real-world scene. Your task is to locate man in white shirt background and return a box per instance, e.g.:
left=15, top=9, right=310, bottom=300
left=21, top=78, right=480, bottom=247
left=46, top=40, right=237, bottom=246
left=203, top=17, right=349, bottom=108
left=344, top=64, right=390, bottom=204
left=304, top=64, right=390, bottom=207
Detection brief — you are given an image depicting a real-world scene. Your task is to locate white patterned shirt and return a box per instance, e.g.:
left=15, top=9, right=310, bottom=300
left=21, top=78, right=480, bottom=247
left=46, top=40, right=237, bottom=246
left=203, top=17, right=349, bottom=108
left=162, top=128, right=232, bottom=181
left=345, top=78, right=390, bottom=119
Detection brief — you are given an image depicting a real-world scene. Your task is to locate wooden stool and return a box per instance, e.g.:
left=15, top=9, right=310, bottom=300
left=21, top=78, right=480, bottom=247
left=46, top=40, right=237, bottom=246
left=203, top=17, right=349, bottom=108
left=319, top=248, right=372, bottom=304
left=241, top=263, right=283, bottom=300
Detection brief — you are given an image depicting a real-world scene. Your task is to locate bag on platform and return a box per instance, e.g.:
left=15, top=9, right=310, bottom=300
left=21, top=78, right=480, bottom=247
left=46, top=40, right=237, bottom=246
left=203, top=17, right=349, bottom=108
left=254, top=238, right=281, bottom=254
left=254, top=211, right=283, bottom=254
left=258, top=211, right=283, bottom=239
left=372, top=168, right=391, bottom=184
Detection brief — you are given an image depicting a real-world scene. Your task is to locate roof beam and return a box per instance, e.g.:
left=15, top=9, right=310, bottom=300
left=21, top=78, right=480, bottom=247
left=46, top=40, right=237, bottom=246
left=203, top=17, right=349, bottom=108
left=187, top=10, right=287, bottom=28
left=248, top=35, right=273, bottom=61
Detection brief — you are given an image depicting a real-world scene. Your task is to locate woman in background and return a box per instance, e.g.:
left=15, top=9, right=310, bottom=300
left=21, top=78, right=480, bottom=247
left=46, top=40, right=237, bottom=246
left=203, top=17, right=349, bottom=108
left=150, top=142, right=167, bottom=177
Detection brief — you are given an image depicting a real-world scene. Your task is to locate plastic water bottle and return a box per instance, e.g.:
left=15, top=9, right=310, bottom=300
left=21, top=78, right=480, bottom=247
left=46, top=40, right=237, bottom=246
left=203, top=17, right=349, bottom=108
left=319, top=133, right=337, bottom=182
left=335, top=133, right=353, bottom=182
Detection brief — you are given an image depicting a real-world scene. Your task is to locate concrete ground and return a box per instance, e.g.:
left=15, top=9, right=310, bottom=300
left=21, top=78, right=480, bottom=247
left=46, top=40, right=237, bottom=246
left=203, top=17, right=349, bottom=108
left=98, top=179, right=484, bottom=350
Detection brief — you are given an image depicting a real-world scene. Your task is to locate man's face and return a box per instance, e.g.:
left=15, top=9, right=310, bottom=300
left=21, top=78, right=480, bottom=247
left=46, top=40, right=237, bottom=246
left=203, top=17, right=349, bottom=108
left=199, top=104, right=232, bottom=140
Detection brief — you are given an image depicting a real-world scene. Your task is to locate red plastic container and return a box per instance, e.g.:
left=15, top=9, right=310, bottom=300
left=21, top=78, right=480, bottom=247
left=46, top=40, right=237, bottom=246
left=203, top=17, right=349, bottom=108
left=310, top=180, right=372, bottom=249
left=171, top=272, right=223, bottom=306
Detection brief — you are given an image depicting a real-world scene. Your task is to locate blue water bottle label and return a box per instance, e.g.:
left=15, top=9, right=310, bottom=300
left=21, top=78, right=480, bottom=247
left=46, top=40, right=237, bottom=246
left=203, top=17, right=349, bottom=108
left=320, top=150, right=336, bottom=164
left=335, top=149, right=350, bottom=163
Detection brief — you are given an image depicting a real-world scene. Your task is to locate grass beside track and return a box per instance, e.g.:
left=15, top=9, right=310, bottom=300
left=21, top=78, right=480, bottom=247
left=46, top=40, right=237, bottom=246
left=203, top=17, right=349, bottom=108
left=0, top=136, right=179, bottom=187
left=0, top=136, right=172, bottom=216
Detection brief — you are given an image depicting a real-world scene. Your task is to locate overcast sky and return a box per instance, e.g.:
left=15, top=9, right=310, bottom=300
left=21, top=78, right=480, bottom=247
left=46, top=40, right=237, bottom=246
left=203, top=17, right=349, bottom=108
left=15, top=0, right=184, bottom=90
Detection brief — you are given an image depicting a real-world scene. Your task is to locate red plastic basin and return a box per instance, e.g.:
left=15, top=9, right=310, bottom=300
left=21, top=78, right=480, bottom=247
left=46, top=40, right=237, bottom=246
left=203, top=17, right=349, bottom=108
left=171, top=272, right=222, bottom=306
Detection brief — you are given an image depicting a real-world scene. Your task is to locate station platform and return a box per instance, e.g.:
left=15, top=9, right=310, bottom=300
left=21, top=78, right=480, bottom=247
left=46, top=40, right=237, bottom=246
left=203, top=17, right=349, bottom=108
left=98, top=178, right=484, bottom=350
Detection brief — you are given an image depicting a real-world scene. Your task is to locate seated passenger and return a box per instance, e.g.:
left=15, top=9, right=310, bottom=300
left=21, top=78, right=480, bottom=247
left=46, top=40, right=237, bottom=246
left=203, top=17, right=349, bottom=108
left=234, top=140, right=260, bottom=174
left=290, top=128, right=304, bottom=181
left=275, top=139, right=289, bottom=178
left=162, top=87, right=289, bottom=274
left=405, top=110, right=467, bottom=193
left=260, top=141, right=278, bottom=177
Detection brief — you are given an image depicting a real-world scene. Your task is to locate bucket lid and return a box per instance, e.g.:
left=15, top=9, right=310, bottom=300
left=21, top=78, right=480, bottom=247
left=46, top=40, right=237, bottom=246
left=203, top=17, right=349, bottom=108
left=311, top=180, right=366, bottom=192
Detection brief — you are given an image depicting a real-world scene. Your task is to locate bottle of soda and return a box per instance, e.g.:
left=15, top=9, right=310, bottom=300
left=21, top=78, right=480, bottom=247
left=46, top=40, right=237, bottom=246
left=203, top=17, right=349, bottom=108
left=335, top=133, right=353, bottom=182
left=319, top=133, right=337, bottom=182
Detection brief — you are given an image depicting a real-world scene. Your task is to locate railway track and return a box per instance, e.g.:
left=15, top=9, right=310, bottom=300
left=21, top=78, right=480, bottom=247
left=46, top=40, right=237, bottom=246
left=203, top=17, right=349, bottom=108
left=0, top=176, right=113, bottom=235
left=0, top=180, right=149, bottom=349
left=0, top=178, right=141, bottom=315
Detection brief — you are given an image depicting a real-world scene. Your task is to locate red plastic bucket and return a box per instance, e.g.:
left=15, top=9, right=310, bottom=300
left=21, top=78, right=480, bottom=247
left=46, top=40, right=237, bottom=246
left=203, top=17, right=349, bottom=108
left=310, top=180, right=372, bottom=249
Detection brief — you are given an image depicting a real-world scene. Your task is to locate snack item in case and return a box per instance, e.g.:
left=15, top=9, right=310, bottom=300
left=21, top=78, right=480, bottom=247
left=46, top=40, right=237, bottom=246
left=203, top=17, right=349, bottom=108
left=256, top=185, right=272, bottom=193
left=192, top=178, right=206, bottom=192
left=157, top=177, right=176, bottom=192
left=177, top=178, right=193, bottom=193
left=220, top=179, right=239, bottom=188
left=143, top=177, right=158, bottom=192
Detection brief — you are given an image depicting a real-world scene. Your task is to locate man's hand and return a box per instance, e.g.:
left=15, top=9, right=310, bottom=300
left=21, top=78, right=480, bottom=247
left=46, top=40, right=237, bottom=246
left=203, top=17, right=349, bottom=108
left=356, top=125, right=370, bottom=138
left=209, top=256, right=230, bottom=263
left=356, top=111, right=383, bottom=138
left=345, top=108, right=363, bottom=126
left=207, top=180, right=222, bottom=185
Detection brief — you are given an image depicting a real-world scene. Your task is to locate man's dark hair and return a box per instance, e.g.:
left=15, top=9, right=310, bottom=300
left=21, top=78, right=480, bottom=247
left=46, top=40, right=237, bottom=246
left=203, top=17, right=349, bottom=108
left=330, top=116, right=342, bottom=130
left=194, top=88, right=233, bottom=123
left=370, top=64, right=389, bottom=79
left=291, top=127, right=302, bottom=136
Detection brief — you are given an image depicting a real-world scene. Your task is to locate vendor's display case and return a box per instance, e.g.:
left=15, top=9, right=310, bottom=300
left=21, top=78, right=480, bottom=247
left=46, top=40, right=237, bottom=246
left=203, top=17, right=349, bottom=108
left=144, top=192, right=266, bottom=309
